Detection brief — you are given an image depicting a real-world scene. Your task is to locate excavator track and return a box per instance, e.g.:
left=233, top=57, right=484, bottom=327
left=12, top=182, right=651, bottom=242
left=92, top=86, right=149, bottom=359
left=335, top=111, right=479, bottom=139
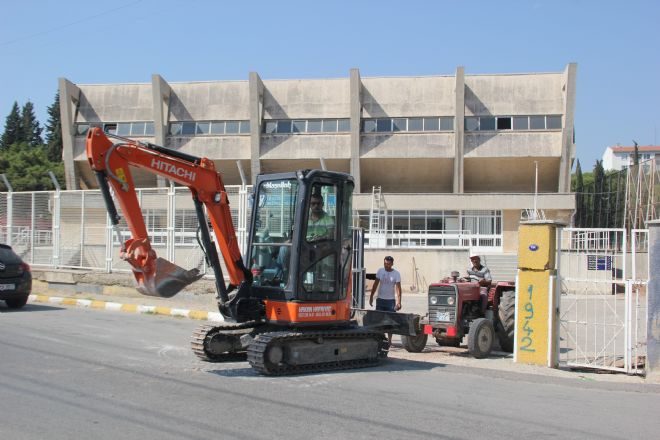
left=191, top=321, right=261, bottom=362
left=247, top=329, right=389, bottom=376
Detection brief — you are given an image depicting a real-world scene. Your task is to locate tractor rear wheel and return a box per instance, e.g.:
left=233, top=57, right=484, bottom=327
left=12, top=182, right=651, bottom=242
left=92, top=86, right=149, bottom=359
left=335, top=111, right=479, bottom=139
left=401, top=333, right=428, bottom=353
left=468, top=318, right=494, bottom=359
left=497, top=290, right=515, bottom=352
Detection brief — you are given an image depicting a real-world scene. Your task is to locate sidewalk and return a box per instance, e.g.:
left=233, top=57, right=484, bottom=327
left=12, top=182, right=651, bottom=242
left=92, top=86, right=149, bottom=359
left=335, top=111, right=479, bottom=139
left=30, top=280, right=223, bottom=321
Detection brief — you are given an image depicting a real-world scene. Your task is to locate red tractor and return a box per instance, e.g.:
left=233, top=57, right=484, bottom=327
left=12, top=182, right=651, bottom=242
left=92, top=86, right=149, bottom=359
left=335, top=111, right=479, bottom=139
left=401, top=272, right=515, bottom=358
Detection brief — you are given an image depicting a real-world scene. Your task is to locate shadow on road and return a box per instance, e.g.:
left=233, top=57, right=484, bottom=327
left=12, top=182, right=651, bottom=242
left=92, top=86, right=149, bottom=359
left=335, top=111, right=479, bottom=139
left=0, top=303, right=66, bottom=313
left=207, top=357, right=445, bottom=378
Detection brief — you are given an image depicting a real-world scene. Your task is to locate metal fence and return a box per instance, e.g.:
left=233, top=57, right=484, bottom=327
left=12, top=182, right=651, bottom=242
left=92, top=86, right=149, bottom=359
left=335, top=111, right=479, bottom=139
left=0, top=185, right=250, bottom=278
left=557, top=227, right=648, bottom=375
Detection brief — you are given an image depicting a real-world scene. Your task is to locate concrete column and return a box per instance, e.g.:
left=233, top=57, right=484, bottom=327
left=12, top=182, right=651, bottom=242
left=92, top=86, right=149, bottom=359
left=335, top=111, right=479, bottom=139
left=151, top=74, right=171, bottom=146
left=453, top=67, right=465, bottom=194
left=151, top=74, right=172, bottom=187
left=558, top=63, right=577, bottom=192
left=249, top=72, right=264, bottom=185
left=350, top=68, right=362, bottom=193
left=58, top=78, right=81, bottom=190
left=647, top=219, right=660, bottom=379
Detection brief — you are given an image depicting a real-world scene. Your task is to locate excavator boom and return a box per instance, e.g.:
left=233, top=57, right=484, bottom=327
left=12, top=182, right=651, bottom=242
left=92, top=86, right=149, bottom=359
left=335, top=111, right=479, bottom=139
left=85, top=127, right=249, bottom=299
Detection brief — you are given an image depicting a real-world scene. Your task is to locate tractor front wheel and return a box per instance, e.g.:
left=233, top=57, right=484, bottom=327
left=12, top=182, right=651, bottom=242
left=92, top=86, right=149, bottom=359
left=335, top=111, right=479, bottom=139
left=468, top=318, right=494, bottom=359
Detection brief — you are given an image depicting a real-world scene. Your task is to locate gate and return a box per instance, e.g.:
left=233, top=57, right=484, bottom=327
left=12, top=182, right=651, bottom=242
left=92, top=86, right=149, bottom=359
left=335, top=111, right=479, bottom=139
left=557, top=228, right=647, bottom=374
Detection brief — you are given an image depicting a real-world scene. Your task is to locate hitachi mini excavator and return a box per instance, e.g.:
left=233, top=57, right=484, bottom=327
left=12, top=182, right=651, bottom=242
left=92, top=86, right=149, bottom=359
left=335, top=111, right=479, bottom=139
left=86, top=127, right=417, bottom=375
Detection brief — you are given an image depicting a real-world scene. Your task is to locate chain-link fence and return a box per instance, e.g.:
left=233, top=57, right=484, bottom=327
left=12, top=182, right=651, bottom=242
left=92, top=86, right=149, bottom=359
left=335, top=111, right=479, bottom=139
left=0, top=185, right=250, bottom=277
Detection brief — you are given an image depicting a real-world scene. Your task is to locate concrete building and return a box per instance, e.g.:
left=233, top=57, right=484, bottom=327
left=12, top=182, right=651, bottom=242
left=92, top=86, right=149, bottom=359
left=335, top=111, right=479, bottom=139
left=602, top=145, right=660, bottom=171
left=58, top=65, right=577, bottom=276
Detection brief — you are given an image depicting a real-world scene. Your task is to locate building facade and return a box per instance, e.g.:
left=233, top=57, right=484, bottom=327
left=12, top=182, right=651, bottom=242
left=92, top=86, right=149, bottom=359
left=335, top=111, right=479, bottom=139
left=58, top=65, right=577, bottom=259
left=602, top=145, right=660, bottom=171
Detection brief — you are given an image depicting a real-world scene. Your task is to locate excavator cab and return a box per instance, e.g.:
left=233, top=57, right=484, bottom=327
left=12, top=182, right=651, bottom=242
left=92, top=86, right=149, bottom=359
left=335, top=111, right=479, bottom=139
left=239, top=170, right=355, bottom=323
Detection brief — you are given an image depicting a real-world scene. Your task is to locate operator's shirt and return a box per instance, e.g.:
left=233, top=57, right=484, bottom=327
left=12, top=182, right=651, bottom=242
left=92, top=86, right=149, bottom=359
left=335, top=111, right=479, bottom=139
left=306, top=212, right=335, bottom=241
left=375, top=268, right=401, bottom=300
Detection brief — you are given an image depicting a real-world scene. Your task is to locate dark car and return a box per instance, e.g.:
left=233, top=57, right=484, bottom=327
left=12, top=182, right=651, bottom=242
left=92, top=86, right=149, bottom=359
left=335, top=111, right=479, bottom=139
left=0, top=244, right=32, bottom=309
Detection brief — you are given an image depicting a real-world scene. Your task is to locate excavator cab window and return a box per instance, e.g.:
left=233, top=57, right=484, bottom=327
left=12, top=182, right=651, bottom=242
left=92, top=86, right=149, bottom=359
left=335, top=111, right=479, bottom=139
left=249, top=178, right=299, bottom=289
left=300, top=183, right=342, bottom=298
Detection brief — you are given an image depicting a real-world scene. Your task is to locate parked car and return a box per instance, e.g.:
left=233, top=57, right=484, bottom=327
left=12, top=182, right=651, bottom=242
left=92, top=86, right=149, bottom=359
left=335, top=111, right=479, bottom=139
left=0, top=244, right=32, bottom=309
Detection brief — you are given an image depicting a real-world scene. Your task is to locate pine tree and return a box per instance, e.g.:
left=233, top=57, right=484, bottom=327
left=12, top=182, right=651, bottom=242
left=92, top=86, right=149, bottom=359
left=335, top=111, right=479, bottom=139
left=592, top=160, right=607, bottom=227
left=21, top=101, right=43, bottom=147
left=45, top=93, right=63, bottom=162
left=1, top=102, right=23, bottom=148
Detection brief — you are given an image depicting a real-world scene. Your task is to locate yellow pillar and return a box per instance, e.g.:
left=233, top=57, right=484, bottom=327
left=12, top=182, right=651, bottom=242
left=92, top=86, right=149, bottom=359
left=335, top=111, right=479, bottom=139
left=515, top=221, right=563, bottom=367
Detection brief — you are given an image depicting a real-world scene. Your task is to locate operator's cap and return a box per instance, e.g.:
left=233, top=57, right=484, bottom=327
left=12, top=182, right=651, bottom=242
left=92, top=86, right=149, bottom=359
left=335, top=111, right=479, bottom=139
left=469, top=252, right=480, bottom=259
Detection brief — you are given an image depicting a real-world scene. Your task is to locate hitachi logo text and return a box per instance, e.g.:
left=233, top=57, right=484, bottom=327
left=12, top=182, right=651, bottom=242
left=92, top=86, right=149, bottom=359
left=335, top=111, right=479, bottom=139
left=150, top=159, right=196, bottom=182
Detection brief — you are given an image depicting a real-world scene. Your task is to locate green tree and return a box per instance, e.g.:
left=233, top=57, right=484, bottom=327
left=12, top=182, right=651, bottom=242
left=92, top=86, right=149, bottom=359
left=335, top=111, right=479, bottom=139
left=573, top=160, right=586, bottom=226
left=45, top=93, right=63, bottom=162
left=21, top=101, right=42, bottom=147
left=1, top=101, right=23, bottom=148
left=0, top=142, right=64, bottom=191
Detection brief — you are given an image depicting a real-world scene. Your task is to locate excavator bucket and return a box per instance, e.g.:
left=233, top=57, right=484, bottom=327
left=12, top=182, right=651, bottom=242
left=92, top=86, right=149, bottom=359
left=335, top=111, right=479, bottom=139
left=136, top=257, right=203, bottom=298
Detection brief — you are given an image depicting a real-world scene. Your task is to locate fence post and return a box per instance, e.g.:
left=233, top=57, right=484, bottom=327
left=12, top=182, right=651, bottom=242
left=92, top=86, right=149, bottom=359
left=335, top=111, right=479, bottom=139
left=646, top=219, right=660, bottom=379
left=1, top=174, right=13, bottom=247
left=167, top=183, right=176, bottom=262
left=52, top=188, right=61, bottom=268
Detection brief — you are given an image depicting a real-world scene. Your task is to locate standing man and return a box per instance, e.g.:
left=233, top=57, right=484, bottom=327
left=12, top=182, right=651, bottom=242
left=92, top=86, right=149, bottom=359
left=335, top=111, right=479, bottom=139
left=369, top=256, right=402, bottom=344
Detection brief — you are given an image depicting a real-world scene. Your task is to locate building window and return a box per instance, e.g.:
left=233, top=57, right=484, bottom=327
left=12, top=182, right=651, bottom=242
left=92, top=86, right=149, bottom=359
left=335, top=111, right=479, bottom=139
left=361, top=117, right=454, bottom=133
left=424, top=118, right=439, bottom=131
left=479, top=117, right=495, bottom=131
left=263, top=119, right=350, bottom=134
left=168, top=120, right=250, bottom=136
left=322, top=119, right=338, bottom=132
left=497, top=117, right=512, bottom=130
left=546, top=115, right=562, bottom=129
left=465, top=117, right=479, bottom=131
left=408, top=118, right=423, bottom=131
left=529, top=116, right=545, bottom=130
left=513, top=116, right=529, bottom=130
left=440, top=117, right=454, bottom=131
left=363, top=119, right=376, bottom=133
left=465, top=115, right=562, bottom=132
left=366, top=209, right=502, bottom=249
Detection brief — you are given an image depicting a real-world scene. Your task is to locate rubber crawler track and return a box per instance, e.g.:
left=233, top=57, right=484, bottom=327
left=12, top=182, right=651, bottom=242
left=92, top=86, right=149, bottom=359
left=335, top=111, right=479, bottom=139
left=191, top=321, right=260, bottom=362
left=247, top=330, right=389, bottom=376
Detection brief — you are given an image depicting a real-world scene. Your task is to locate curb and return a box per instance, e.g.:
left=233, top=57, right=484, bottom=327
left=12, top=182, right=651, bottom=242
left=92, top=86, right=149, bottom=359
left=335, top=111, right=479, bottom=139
left=28, top=294, right=224, bottom=322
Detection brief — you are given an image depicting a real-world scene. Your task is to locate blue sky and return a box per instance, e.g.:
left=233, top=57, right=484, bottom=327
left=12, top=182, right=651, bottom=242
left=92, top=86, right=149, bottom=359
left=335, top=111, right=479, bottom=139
left=1, top=0, right=658, bottom=170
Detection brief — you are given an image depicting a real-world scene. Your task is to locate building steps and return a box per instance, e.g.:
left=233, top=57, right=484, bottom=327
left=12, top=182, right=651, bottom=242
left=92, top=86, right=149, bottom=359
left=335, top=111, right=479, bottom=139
left=481, top=253, right=518, bottom=282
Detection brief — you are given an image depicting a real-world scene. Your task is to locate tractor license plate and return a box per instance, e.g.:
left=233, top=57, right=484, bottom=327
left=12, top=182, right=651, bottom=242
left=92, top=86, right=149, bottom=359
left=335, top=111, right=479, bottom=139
left=0, top=283, right=16, bottom=291
left=436, top=311, right=450, bottom=321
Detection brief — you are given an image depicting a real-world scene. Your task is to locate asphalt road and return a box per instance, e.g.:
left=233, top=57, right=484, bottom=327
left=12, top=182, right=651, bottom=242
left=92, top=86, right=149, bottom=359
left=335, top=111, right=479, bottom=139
left=1, top=303, right=659, bottom=440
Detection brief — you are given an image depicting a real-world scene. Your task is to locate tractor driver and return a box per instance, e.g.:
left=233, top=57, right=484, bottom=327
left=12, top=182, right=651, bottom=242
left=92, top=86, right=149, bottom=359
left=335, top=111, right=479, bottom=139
left=467, top=254, right=492, bottom=287
left=467, top=253, right=492, bottom=312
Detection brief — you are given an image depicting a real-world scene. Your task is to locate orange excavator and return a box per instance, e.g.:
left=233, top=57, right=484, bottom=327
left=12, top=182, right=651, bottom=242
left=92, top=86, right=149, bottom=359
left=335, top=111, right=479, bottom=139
left=86, top=127, right=418, bottom=375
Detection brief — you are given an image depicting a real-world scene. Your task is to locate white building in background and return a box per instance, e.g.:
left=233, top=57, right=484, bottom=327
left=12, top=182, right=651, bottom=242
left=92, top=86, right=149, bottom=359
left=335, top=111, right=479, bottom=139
left=602, top=145, right=660, bottom=171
